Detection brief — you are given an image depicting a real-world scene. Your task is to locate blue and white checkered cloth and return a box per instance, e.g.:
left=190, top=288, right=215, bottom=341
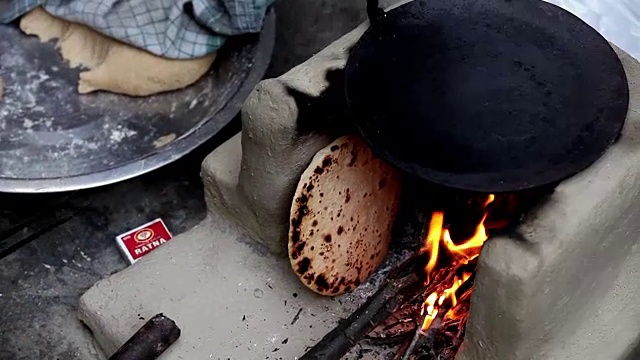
left=0, top=0, right=274, bottom=59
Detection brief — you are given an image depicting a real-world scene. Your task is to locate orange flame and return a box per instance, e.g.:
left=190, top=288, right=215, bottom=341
left=419, top=194, right=495, bottom=333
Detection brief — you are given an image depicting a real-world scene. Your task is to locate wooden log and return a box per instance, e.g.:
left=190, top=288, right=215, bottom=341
left=299, top=273, right=420, bottom=360
left=366, top=302, right=420, bottom=344
left=401, top=312, right=443, bottom=360
left=108, top=313, right=181, bottom=360
left=392, top=335, right=414, bottom=360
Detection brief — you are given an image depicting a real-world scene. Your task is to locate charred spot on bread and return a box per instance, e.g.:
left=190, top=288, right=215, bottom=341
left=297, top=257, right=311, bottom=274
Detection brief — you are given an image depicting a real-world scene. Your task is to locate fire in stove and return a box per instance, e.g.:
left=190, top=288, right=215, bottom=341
left=403, top=194, right=495, bottom=359
left=301, top=192, right=527, bottom=360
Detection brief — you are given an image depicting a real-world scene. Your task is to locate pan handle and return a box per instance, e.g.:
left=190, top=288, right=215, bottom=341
left=367, top=0, right=385, bottom=22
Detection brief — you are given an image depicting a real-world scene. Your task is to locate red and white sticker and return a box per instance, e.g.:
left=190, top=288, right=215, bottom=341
left=116, top=218, right=173, bottom=265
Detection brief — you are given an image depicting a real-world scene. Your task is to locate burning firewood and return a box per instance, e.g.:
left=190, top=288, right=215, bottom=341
left=401, top=311, right=444, bottom=360
left=300, top=186, right=532, bottom=360
left=390, top=195, right=496, bottom=360
left=366, top=302, right=420, bottom=344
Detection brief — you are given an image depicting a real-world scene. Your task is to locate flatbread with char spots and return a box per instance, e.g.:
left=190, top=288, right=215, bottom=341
left=288, top=135, right=402, bottom=296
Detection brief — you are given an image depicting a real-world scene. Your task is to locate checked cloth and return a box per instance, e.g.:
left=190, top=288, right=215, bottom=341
left=0, top=0, right=273, bottom=59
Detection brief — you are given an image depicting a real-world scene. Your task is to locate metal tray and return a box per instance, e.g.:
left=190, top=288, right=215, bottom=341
left=0, top=9, right=275, bottom=193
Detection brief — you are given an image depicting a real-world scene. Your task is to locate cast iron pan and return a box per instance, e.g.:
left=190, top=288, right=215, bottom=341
left=346, top=0, right=629, bottom=192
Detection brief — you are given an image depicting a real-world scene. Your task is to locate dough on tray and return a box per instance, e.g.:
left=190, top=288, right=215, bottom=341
left=19, top=8, right=217, bottom=96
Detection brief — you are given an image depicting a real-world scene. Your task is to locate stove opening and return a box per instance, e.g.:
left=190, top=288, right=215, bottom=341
left=397, top=193, right=516, bottom=359
left=299, top=187, right=550, bottom=360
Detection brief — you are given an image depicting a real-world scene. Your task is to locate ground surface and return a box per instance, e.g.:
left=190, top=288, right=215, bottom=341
left=0, top=1, right=371, bottom=359
left=0, top=124, right=230, bottom=359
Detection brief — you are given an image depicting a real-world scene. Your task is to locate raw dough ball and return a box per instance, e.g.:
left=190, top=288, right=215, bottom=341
left=19, top=8, right=217, bottom=96
left=289, top=135, right=402, bottom=296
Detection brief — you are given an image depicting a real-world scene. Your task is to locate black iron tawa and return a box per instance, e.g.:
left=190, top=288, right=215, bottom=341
left=346, top=0, right=629, bottom=192
left=0, top=9, right=275, bottom=193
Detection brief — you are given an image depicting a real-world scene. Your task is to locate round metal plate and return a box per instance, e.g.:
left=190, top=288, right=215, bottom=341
left=346, top=0, right=629, bottom=192
left=0, top=9, right=275, bottom=193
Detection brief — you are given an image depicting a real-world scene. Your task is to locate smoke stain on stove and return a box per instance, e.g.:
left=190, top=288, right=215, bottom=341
left=285, top=69, right=352, bottom=136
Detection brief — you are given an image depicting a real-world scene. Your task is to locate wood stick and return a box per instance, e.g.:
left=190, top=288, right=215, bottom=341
left=392, top=335, right=414, bottom=360
left=299, top=273, right=420, bottom=360
left=401, top=308, right=445, bottom=360
left=108, top=313, right=181, bottom=360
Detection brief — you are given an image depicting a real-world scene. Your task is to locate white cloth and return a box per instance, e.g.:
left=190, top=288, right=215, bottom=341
left=544, top=0, right=640, bottom=60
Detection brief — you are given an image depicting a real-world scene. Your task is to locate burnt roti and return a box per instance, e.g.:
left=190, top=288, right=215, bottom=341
left=289, top=135, right=401, bottom=296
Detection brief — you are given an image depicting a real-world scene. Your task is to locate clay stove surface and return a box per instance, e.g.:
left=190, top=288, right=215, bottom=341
left=79, top=210, right=409, bottom=359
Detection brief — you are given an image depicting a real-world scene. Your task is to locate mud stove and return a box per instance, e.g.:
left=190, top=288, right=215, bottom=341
left=203, top=3, right=640, bottom=359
